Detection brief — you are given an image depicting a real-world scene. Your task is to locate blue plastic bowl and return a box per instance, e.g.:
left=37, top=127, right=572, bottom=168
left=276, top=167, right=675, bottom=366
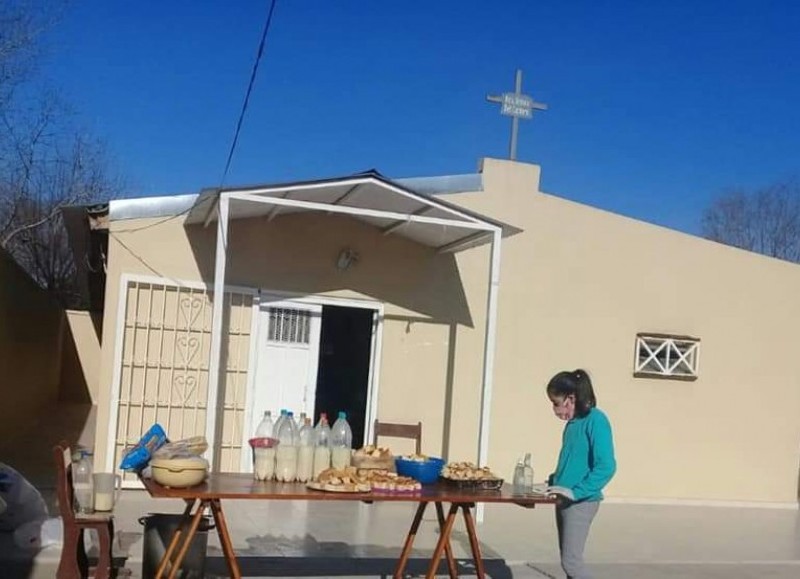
left=395, top=456, right=445, bottom=484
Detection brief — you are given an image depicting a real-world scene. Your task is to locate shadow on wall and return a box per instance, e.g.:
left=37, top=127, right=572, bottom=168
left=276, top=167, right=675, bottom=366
left=185, top=212, right=474, bottom=328
left=0, top=249, right=98, bottom=488
left=185, top=212, right=477, bottom=461
left=0, top=249, right=65, bottom=449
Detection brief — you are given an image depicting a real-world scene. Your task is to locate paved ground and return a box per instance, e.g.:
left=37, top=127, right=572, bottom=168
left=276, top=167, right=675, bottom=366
left=2, top=489, right=799, bottom=578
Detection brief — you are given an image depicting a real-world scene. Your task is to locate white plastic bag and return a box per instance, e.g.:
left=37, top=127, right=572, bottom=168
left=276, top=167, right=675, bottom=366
left=0, top=463, right=48, bottom=532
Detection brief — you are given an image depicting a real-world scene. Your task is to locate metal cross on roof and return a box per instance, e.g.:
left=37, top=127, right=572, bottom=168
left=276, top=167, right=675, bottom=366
left=486, top=69, right=547, bottom=161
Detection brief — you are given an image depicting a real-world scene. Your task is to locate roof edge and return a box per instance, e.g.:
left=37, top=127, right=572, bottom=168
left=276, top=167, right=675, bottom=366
left=102, top=173, right=483, bottom=222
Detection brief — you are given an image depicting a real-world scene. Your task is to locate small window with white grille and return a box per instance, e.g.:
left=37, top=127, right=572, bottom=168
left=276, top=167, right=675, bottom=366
left=634, top=334, right=700, bottom=380
left=268, top=308, right=312, bottom=344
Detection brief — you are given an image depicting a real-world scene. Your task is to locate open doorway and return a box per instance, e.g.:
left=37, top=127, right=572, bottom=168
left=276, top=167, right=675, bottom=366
left=313, top=305, right=375, bottom=448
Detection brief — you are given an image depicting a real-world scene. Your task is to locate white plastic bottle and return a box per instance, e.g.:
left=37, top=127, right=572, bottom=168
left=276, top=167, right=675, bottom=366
left=272, top=409, right=288, bottom=439
left=330, top=411, right=353, bottom=470
left=253, top=411, right=276, bottom=480
left=296, top=418, right=315, bottom=483
left=253, top=445, right=276, bottom=481
left=295, top=411, right=308, bottom=431
left=523, top=453, right=534, bottom=492
left=312, top=413, right=332, bottom=479
left=73, top=450, right=94, bottom=514
left=275, top=413, right=298, bottom=482
left=255, top=410, right=274, bottom=438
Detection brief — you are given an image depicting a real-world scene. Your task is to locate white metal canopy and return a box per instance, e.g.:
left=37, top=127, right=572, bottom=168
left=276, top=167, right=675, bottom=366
left=186, top=173, right=515, bottom=253
left=198, top=174, right=504, bottom=476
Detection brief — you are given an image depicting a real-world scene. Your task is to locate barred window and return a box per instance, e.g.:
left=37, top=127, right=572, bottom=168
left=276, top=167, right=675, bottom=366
left=267, top=308, right=311, bottom=344
left=634, top=334, right=699, bottom=380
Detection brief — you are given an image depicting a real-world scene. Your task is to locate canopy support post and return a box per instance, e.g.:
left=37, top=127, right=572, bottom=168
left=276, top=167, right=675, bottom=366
left=206, top=194, right=230, bottom=470
left=477, top=227, right=502, bottom=523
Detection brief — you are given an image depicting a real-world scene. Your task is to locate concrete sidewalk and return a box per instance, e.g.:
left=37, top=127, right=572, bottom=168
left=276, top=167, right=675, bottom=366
left=4, top=490, right=800, bottom=578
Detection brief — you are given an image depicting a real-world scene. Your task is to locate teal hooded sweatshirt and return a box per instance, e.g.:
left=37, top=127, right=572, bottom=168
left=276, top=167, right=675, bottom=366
left=551, top=407, right=616, bottom=502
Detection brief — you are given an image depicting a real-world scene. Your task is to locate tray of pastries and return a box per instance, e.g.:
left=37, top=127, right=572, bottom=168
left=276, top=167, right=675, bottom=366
left=307, top=466, right=370, bottom=493
left=307, top=466, right=421, bottom=493
left=439, top=461, right=504, bottom=490
left=358, top=468, right=422, bottom=493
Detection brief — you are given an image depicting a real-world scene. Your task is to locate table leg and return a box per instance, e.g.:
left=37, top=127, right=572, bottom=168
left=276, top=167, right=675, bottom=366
left=435, top=502, right=459, bottom=579
left=209, top=498, right=242, bottom=579
left=166, top=500, right=207, bottom=579
left=155, top=499, right=195, bottom=579
left=461, top=504, right=486, bottom=579
left=393, top=501, right=428, bottom=579
left=425, top=503, right=458, bottom=579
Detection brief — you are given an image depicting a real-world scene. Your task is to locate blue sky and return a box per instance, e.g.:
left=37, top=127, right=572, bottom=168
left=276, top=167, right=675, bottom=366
left=40, top=0, right=800, bottom=235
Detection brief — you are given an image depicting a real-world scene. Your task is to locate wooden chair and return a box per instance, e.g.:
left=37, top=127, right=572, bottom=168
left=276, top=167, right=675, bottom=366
left=373, top=420, right=422, bottom=454
left=54, top=441, right=115, bottom=579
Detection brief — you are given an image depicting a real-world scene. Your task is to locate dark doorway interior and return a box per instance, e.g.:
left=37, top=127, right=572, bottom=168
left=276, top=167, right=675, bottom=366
left=313, top=305, right=374, bottom=448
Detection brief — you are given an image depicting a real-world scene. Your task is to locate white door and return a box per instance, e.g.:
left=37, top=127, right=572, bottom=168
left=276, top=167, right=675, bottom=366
left=250, top=299, right=322, bottom=437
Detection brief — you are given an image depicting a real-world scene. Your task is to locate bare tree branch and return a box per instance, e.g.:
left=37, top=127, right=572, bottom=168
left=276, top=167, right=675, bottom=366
left=0, top=0, right=123, bottom=308
left=1, top=194, right=62, bottom=245
left=701, top=179, right=800, bottom=263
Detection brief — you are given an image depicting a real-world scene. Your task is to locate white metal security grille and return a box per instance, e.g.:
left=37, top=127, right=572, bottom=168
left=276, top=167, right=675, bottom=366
left=267, top=307, right=311, bottom=344
left=634, top=334, right=700, bottom=379
left=111, top=278, right=255, bottom=482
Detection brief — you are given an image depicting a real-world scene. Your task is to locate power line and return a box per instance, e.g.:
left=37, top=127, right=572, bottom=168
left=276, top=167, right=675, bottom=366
left=220, top=0, right=279, bottom=187
left=113, top=0, right=279, bottom=235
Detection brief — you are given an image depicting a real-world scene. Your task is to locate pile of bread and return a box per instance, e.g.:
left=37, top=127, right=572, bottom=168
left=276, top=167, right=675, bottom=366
left=353, top=445, right=392, bottom=459
left=314, top=465, right=421, bottom=493
left=441, top=461, right=500, bottom=481
left=350, top=444, right=396, bottom=471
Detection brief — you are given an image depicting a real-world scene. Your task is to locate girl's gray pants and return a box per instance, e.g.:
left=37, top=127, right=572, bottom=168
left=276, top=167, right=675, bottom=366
left=555, top=500, right=600, bottom=579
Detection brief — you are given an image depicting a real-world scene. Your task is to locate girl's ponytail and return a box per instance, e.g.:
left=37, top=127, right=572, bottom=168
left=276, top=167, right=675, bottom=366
left=547, top=368, right=597, bottom=417
left=572, top=369, right=597, bottom=414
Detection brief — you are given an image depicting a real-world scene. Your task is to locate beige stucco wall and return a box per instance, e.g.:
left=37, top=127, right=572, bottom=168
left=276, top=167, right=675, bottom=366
left=95, top=159, right=800, bottom=504
left=448, top=158, right=800, bottom=504
left=0, top=250, right=65, bottom=444
left=61, top=310, right=102, bottom=403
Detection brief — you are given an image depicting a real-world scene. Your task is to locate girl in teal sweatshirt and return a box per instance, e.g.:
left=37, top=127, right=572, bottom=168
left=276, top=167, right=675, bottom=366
left=547, top=369, right=616, bottom=579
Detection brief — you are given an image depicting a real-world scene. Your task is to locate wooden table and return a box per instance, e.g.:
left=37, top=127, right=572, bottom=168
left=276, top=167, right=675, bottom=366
left=141, top=474, right=555, bottom=579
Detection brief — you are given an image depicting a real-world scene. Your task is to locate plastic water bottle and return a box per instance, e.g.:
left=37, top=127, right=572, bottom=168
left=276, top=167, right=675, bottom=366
left=73, top=450, right=94, bottom=514
left=513, top=453, right=534, bottom=494
left=275, top=413, right=298, bottom=482
left=272, top=409, right=288, bottom=439
left=313, top=413, right=328, bottom=443
left=296, top=418, right=315, bottom=482
left=255, top=410, right=273, bottom=438
left=330, top=411, right=353, bottom=469
left=523, top=453, right=534, bottom=491
left=253, top=410, right=276, bottom=481
left=312, top=414, right=332, bottom=479
left=513, top=459, right=525, bottom=494
left=295, top=411, right=307, bottom=431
